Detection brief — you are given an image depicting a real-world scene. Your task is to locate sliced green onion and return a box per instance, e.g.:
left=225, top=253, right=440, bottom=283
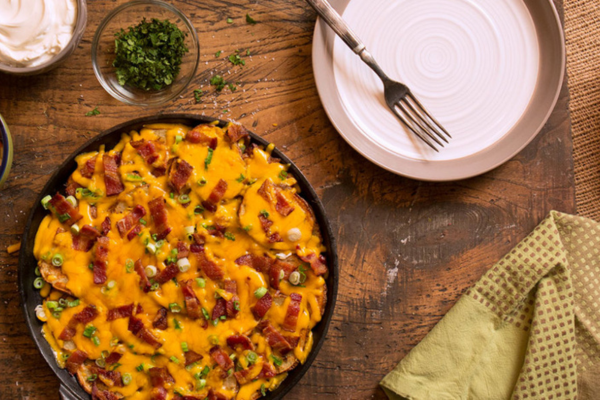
left=125, top=259, right=134, bottom=273
left=151, top=233, right=158, bottom=241
left=260, top=210, right=269, bottom=218
left=243, top=225, right=252, bottom=232
left=220, top=315, right=226, bottom=320
left=196, top=378, right=206, bottom=390
left=51, top=254, right=63, bottom=267
left=34, top=266, right=41, bottom=276
left=197, top=178, right=207, bottom=186
left=110, top=337, right=119, bottom=347
left=125, top=173, right=143, bottom=182
left=233, top=300, right=240, bottom=311
left=145, top=265, right=157, bottom=278
left=261, top=383, right=267, bottom=396
left=279, top=269, right=285, bottom=280
left=175, top=135, right=183, bottom=144
left=68, top=299, right=80, bottom=308
left=88, top=263, right=94, bottom=270
left=254, top=287, right=267, bottom=299
left=278, top=170, right=288, bottom=180
left=173, top=318, right=182, bottom=330
left=181, top=342, right=189, bottom=352
left=204, top=148, right=214, bottom=169
left=139, top=218, right=147, bottom=225
left=224, top=232, right=235, bottom=241
left=58, top=213, right=71, bottom=223
left=52, top=311, right=62, bottom=319
left=92, top=336, right=101, bottom=347
left=177, top=257, right=191, bottom=272
left=70, top=224, right=80, bottom=234
left=41, top=195, right=52, bottom=209
left=271, top=355, right=283, bottom=366
left=150, top=282, right=160, bottom=291
left=46, top=300, right=58, bottom=310
left=208, top=335, right=219, bottom=345
left=136, top=364, right=145, bottom=372
left=201, top=365, right=210, bottom=378
left=87, top=374, right=98, bottom=382
left=155, top=240, right=165, bottom=248
left=201, top=307, right=210, bottom=320
left=184, top=226, right=195, bottom=235
left=178, top=194, right=191, bottom=204
left=58, top=298, right=68, bottom=307
left=236, top=174, right=245, bottom=183
left=170, top=356, right=180, bottom=364
left=196, top=278, right=205, bottom=288
left=289, top=271, right=301, bottom=286
left=33, top=277, right=44, bottom=289
left=212, top=319, right=218, bottom=326
left=146, top=243, right=157, bottom=254
left=83, top=325, right=97, bottom=338
left=107, top=280, right=116, bottom=289
left=122, top=373, right=132, bottom=386
left=95, top=358, right=106, bottom=368
left=169, top=303, right=182, bottom=313
left=194, top=205, right=204, bottom=215
left=246, top=351, right=258, bottom=364
left=170, top=192, right=174, bottom=199
left=66, top=195, right=78, bottom=208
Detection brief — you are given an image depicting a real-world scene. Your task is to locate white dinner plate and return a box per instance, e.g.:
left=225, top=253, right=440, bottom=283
left=312, top=0, right=565, bottom=181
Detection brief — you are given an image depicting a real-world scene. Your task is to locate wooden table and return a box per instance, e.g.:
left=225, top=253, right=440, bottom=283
left=0, top=0, right=574, bottom=398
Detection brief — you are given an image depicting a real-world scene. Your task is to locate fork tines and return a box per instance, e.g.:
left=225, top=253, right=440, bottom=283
left=394, top=92, right=451, bottom=152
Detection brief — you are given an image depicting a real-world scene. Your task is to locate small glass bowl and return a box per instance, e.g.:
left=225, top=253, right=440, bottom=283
left=0, top=0, right=87, bottom=76
left=91, top=0, right=200, bottom=107
left=0, top=113, right=14, bottom=189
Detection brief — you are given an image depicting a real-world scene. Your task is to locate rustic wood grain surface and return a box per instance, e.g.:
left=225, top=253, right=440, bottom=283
left=0, top=0, right=574, bottom=399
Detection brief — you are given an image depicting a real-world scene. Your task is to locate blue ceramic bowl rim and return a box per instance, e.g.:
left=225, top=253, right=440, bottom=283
left=0, top=114, right=12, bottom=185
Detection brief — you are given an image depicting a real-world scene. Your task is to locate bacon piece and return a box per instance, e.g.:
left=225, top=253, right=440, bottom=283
left=226, top=123, right=249, bottom=143
left=284, top=335, right=300, bottom=349
left=105, top=352, right=122, bottom=365
left=227, top=335, right=254, bottom=351
left=187, top=125, right=218, bottom=149
left=184, top=350, right=203, bottom=366
left=72, top=224, right=102, bottom=252
left=202, top=179, right=227, bottom=212
left=197, top=251, right=224, bottom=281
left=101, top=217, right=111, bottom=235
left=81, top=155, right=97, bottom=178
left=103, top=154, right=124, bottom=196
left=74, top=305, right=99, bottom=324
left=152, top=307, right=168, bottom=330
left=258, top=214, right=273, bottom=233
left=251, top=292, right=272, bottom=320
left=152, top=165, right=167, bottom=177
left=48, top=193, right=82, bottom=226
left=235, top=254, right=272, bottom=275
left=148, top=197, right=171, bottom=240
left=107, top=304, right=134, bottom=321
left=136, top=304, right=144, bottom=314
left=190, top=243, right=204, bottom=253
left=126, top=224, right=142, bottom=241
left=93, top=236, right=109, bottom=284
left=128, top=316, right=162, bottom=349
left=131, top=139, right=159, bottom=165
left=282, top=293, right=302, bottom=331
left=92, top=384, right=120, bottom=400
left=65, top=178, right=82, bottom=197
left=168, top=158, right=193, bottom=193
left=207, top=223, right=225, bottom=238
left=210, top=346, right=234, bottom=371
left=256, top=362, right=277, bottom=379
left=177, top=241, right=190, bottom=259
left=116, top=205, right=146, bottom=237
left=150, top=387, right=167, bottom=400
left=269, top=232, right=283, bottom=243
left=269, top=260, right=296, bottom=290
left=148, top=367, right=174, bottom=387
left=212, top=298, right=227, bottom=320
left=261, top=322, right=293, bottom=354
left=134, top=259, right=151, bottom=293
left=233, top=367, right=253, bottom=385
left=207, top=389, right=229, bottom=400
left=90, top=205, right=98, bottom=219
left=299, top=252, right=328, bottom=276
left=192, top=233, right=205, bottom=245
left=275, top=190, right=295, bottom=216
left=66, top=350, right=88, bottom=374
left=181, top=280, right=201, bottom=320
left=95, top=367, right=123, bottom=387
left=59, top=325, right=76, bottom=341
left=154, top=264, right=179, bottom=284
left=224, top=280, right=239, bottom=318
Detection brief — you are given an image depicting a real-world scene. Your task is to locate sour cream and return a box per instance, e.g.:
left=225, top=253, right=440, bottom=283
left=0, top=0, right=77, bottom=67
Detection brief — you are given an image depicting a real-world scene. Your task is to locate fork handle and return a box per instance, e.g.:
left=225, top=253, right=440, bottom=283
left=306, top=0, right=366, bottom=54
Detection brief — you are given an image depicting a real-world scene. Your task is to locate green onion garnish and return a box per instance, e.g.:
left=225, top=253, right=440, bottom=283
left=208, top=335, right=219, bottom=345
left=224, top=232, right=235, bottom=241
left=202, top=307, right=210, bottom=320
left=173, top=318, right=182, bottom=330
left=87, top=374, right=98, bottom=382
left=170, top=356, right=180, bottom=364
left=246, top=351, right=257, bottom=364
left=41, top=195, right=52, bottom=209
left=236, top=174, right=245, bottom=183
left=122, top=373, right=132, bottom=386
left=150, top=282, right=159, bottom=291
left=204, top=148, right=214, bottom=169
left=254, top=287, right=267, bottom=299
left=46, top=301, right=58, bottom=310
left=92, top=336, right=101, bottom=346
left=271, top=355, right=283, bottom=366
left=169, top=303, right=182, bottom=313
left=83, top=325, right=97, bottom=338
left=136, top=364, right=144, bottom=372
left=34, top=267, right=41, bottom=276
left=139, top=218, right=147, bottom=225
left=197, top=178, right=207, bottom=186
left=181, top=342, right=189, bottom=352
left=33, top=277, right=44, bottom=289
left=260, top=210, right=269, bottom=218
left=175, top=135, right=183, bottom=144
left=243, top=225, right=252, bottom=232
left=196, top=278, right=205, bottom=288
left=125, top=259, right=134, bottom=273
left=233, top=300, right=240, bottom=311
left=178, top=194, right=191, bottom=204
left=51, top=254, right=63, bottom=267
left=279, top=170, right=288, bottom=180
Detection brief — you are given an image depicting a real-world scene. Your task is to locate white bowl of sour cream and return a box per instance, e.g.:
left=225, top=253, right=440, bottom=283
left=0, top=0, right=87, bottom=75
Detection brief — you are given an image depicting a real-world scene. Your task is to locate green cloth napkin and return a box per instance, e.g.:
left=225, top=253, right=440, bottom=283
left=380, top=211, right=600, bottom=400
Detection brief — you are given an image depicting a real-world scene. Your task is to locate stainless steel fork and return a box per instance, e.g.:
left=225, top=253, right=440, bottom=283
left=307, top=0, right=451, bottom=151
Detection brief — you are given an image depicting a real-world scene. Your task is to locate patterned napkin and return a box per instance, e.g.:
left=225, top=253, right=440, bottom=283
left=380, top=211, right=600, bottom=399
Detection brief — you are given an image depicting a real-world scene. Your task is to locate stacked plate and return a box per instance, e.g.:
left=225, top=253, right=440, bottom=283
left=312, top=0, right=565, bottom=181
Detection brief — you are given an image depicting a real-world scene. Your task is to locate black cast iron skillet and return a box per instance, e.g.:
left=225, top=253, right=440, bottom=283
left=18, top=114, right=338, bottom=400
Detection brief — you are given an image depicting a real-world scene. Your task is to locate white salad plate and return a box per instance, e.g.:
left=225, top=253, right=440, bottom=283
left=312, top=0, right=565, bottom=181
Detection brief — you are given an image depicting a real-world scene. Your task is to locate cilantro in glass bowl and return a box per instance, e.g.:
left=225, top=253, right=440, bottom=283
left=92, top=0, right=199, bottom=106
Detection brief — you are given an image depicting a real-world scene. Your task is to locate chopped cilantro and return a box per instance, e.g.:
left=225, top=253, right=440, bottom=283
left=85, top=107, right=100, bottom=117
left=193, top=89, right=203, bottom=103
left=228, top=83, right=237, bottom=92
left=227, top=18, right=233, bottom=24
left=246, top=49, right=251, bottom=56
left=246, top=14, right=257, bottom=25
left=210, top=75, right=227, bottom=92
left=215, top=50, right=222, bottom=57
left=113, top=18, right=188, bottom=91
left=228, top=53, right=246, bottom=66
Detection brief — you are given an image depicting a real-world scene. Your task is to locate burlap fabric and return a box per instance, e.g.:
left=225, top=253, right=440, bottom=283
left=380, top=211, right=600, bottom=399
left=565, top=0, right=600, bottom=220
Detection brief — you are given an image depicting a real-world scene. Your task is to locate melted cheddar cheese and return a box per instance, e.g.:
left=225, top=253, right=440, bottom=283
left=33, top=123, right=328, bottom=400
